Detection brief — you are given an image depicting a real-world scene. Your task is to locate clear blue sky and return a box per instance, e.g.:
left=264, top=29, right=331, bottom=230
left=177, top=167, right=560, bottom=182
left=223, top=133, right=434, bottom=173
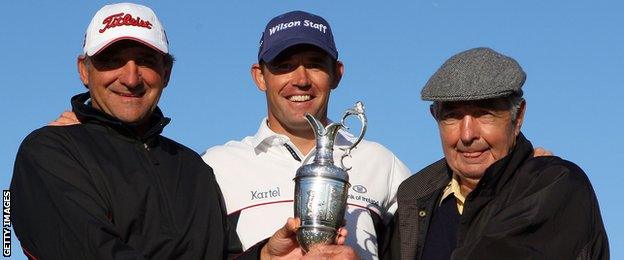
left=2, top=1, right=622, bottom=259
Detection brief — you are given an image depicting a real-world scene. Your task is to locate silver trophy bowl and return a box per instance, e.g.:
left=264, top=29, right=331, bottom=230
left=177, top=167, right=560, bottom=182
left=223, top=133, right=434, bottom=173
left=293, top=102, right=367, bottom=252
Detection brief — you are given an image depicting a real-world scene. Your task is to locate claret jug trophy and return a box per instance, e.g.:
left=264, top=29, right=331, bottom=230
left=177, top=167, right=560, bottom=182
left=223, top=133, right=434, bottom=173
left=293, top=101, right=367, bottom=252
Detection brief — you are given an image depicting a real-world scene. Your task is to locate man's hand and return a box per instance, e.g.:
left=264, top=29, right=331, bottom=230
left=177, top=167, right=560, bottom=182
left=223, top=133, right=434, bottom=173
left=260, top=218, right=357, bottom=259
left=49, top=111, right=80, bottom=126
left=533, top=147, right=553, bottom=157
left=261, top=218, right=304, bottom=259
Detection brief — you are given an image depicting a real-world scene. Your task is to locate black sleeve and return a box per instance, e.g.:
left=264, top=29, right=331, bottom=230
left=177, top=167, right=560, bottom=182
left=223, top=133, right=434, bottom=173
left=454, top=158, right=609, bottom=260
left=226, top=211, right=244, bottom=258
left=233, top=238, right=267, bottom=260
left=10, top=128, right=146, bottom=259
left=380, top=212, right=400, bottom=260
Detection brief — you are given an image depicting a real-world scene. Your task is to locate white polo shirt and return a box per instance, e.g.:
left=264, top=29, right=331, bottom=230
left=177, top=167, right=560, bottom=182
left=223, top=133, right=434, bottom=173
left=202, top=118, right=411, bottom=259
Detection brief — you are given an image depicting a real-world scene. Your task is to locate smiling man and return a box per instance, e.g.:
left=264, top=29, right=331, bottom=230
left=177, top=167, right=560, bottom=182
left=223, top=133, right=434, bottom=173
left=383, top=47, right=609, bottom=259
left=10, top=3, right=325, bottom=259
left=9, top=3, right=232, bottom=259
left=202, top=11, right=411, bottom=259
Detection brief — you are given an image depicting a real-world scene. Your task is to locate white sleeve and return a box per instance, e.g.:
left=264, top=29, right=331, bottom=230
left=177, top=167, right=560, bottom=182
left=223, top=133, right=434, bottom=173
left=383, top=155, right=412, bottom=224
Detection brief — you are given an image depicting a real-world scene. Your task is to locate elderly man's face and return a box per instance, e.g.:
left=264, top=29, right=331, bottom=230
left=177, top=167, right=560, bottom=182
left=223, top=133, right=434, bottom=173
left=78, top=40, right=171, bottom=126
left=436, top=98, right=525, bottom=183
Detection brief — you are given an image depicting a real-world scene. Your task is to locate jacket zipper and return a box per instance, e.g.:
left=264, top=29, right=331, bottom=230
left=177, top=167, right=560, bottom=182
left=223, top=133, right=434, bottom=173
left=139, top=141, right=179, bottom=234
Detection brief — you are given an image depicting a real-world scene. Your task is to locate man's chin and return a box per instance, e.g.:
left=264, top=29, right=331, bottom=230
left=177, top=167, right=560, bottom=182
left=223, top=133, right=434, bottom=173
left=290, top=119, right=315, bottom=129
left=455, top=166, right=488, bottom=180
left=115, top=114, right=151, bottom=126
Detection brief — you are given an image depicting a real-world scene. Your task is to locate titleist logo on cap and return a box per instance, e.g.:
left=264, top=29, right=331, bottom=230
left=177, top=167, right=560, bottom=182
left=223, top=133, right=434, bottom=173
left=99, top=13, right=153, bottom=33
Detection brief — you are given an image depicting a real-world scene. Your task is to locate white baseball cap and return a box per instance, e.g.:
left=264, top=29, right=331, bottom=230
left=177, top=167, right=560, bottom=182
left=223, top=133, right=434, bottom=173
left=83, top=3, right=168, bottom=56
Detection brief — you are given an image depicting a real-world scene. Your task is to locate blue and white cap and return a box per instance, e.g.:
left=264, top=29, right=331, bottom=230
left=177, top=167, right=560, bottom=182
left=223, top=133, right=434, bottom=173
left=258, top=11, right=338, bottom=62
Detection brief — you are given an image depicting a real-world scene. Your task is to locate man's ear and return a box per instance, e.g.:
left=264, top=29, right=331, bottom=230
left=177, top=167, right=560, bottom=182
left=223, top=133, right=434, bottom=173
left=331, top=60, right=344, bottom=90
left=163, top=65, right=172, bottom=88
left=429, top=104, right=437, bottom=120
left=77, top=56, right=90, bottom=88
left=251, top=63, right=267, bottom=92
left=513, top=100, right=526, bottom=137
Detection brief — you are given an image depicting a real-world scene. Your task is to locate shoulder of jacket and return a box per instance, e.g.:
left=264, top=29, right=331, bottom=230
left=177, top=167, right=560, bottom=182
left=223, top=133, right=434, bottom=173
left=158, top=135, right=203, bottom=157
left=20, top=125, right=79, bottom=150
left=517, top=156, right=592, bottom=190
left=398, top=159, right=448, bottom=199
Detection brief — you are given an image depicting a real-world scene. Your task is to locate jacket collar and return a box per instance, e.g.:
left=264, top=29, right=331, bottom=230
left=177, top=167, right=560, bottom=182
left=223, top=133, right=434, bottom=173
left=470, top=133, right=533, bottom=197
left=402, top=133, right=533, bottom=202
left=395, top=134, right=533, bottom=260
left=71, top=92, right=171, bottom=142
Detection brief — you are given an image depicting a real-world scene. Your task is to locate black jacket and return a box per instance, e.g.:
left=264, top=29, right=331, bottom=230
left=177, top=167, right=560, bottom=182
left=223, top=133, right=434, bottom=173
left=11, top=93, right=250, bottom=259
left=383, top=133, right=609, bottom=260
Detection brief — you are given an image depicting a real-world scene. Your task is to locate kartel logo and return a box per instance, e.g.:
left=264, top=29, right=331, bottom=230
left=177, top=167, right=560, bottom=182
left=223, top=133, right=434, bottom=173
left=352, top=184, right=367, bottom=194
left=251, top=186, right=281, bottom=200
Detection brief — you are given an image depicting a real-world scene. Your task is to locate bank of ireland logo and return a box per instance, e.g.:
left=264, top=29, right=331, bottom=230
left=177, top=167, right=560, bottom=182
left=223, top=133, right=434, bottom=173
left=352, top=184, right=367, bottom=194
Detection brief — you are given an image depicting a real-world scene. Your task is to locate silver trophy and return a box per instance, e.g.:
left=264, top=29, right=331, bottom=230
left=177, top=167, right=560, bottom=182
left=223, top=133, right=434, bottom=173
left=293, top=101, right=367, bottom=252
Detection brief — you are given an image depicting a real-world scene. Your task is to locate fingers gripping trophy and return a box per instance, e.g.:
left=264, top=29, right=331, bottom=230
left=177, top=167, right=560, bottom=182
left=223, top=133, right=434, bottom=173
left=293, top=101, right=367, bottom=252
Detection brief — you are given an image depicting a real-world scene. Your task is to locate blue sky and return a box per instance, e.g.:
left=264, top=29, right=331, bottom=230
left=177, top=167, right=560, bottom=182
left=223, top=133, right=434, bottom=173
left=2, top=1, right=622, bottom=258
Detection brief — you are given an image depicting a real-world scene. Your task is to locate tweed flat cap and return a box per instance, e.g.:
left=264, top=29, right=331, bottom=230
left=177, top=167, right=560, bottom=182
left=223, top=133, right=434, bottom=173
left=421, top=47, right=526, bottom=101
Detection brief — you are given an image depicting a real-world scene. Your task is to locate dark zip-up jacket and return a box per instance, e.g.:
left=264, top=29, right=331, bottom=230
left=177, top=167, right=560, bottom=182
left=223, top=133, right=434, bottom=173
left=383, top=133, right=609, bottom=260
left=11, top=93, right=249, bottom=259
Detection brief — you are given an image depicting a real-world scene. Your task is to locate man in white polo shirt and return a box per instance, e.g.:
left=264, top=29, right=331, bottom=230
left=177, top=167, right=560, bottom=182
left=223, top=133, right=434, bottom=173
left=202, top=10, right=411, bottom=259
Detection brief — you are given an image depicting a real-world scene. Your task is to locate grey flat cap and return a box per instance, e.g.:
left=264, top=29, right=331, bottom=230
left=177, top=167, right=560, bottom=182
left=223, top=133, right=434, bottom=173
left=421, top=47, right=526, bottom=101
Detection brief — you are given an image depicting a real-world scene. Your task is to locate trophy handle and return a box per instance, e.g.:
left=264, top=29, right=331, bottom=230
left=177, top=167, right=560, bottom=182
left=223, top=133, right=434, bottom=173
left=339, top=101, right=367, bottom=171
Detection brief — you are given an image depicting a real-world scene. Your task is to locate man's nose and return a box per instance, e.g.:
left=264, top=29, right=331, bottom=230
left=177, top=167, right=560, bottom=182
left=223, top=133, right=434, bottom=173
left=118, top=60, right=141, bottom=88
left=292, top=65, right=311, bottom=88
left=460, top=115, right=479, bottom=145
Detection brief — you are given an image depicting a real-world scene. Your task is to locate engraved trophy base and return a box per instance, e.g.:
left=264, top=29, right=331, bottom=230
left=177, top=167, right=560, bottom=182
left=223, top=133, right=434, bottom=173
left=297, top=225, right=337, bottom=252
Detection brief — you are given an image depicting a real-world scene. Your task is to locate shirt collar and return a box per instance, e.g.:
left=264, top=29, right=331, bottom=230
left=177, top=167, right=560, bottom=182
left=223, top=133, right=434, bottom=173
left=250, top=118, right=288, bottom=149
left=250, top=117, right=358, bottom=151
left=440, top=174, right=466, bottom=212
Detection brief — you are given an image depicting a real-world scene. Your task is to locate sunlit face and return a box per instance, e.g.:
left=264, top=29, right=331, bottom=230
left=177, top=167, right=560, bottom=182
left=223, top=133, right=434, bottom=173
left=77, top=40, right=171, bottom=126
left=252, top=45, right=343, bottom=133
left=435, top=98, right=525, bottom=183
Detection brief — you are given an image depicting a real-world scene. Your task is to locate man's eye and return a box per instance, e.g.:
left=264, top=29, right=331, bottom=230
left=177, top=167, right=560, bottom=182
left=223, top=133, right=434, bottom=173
left=93, top=57, right=124, bottom=68
left=442, top=112, right=459, bottom=119
left=474, top=110, right=487, bottom=116
left=476, top=111, right=497, bottom=123
left=136, top=57, right=156, bottom=66
left=274, top=63, right=294, bottom=71
left=307, top=62, right=323, bottom=69
left=474, top=110, right=495, bottom=118
left=439, top=112, right=460, bottom=125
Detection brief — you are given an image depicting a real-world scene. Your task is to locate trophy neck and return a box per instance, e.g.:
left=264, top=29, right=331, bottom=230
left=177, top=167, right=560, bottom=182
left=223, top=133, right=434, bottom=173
left=304, top=113, right=342, bottom=165
left=314, top=135, right=335, bottom=165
